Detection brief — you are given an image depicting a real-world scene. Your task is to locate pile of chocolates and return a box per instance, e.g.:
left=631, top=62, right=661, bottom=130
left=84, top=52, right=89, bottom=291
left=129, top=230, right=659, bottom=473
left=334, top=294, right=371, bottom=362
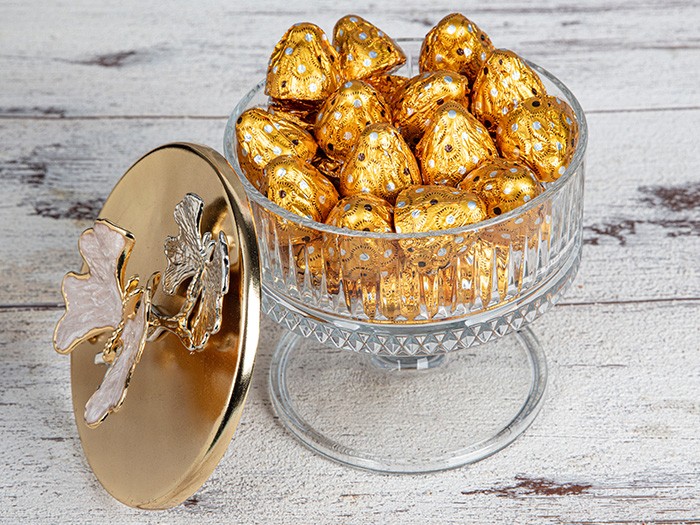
left=235, top=13, right=578, bottom=239
left=234, top=14, right=579, bottom=317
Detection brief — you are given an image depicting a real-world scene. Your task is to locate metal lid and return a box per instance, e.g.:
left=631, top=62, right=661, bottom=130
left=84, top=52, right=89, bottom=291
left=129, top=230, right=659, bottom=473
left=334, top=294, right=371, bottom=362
left=59, top=143, right=261, bottom=509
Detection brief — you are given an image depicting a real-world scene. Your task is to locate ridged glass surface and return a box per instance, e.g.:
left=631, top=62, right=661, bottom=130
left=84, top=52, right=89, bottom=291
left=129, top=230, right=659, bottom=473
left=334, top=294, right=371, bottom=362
left=224, top=39, right=587, bottom=355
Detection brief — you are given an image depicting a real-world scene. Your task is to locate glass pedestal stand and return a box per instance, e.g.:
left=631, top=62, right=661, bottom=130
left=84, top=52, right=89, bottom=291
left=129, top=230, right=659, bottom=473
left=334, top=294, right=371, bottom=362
left=269, top=327, right=547, bottom=473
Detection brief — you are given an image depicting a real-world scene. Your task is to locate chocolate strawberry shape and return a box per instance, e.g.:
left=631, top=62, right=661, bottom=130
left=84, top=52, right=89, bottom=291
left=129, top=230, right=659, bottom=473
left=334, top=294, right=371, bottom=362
left=339, top=122, right=421, bottom=202
left=471, top=49, right=546, bottom=134
left=416, top=101, right=497, bottom=186
left=266, top=22, right=342, bottom=103
left=314, top=80, right=391, bottom=162
left=333, top=15, right=406, bottom=80
left=419, top=13, right=494, bottom=85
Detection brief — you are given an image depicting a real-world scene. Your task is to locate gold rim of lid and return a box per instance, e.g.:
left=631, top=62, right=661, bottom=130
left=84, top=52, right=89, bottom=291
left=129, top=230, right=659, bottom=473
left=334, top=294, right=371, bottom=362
left=69, top=143, right=260, bottom=509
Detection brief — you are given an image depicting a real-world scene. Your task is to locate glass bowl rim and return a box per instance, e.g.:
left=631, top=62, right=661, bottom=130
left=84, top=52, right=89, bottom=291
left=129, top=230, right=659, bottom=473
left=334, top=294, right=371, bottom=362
left=224, top=38, right=588, bottom=241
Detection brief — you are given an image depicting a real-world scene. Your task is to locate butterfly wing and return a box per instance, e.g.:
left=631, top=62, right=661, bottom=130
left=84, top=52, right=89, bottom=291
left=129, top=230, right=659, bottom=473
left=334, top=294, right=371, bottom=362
left=53, top=220, right=133, bottom=355
left=189, top=231, right=230, bottom=349
left=83, top=283, right=151, bottom=428
left=163, top=193, right=205, bottom=295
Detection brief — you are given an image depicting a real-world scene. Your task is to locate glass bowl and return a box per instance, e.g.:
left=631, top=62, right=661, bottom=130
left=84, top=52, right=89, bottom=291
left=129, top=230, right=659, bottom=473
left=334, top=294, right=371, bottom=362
left=224, top=38, right=587, bottom=473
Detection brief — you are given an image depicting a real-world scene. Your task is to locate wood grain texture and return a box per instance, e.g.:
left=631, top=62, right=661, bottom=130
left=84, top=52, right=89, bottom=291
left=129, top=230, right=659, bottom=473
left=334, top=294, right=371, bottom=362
left=1, top=0, right=699, bottom=522
left=1, top=303, right=699, bottom=524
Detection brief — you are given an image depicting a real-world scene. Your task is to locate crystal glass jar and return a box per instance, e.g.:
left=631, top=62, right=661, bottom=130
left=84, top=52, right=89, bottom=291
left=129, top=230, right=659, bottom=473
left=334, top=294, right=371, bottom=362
left=224, top=38, right=587, bottom=472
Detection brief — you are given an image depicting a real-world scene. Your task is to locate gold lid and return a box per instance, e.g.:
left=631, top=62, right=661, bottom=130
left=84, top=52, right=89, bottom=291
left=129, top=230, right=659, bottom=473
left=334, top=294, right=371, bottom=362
left=66, top=143, right=260, bottom=509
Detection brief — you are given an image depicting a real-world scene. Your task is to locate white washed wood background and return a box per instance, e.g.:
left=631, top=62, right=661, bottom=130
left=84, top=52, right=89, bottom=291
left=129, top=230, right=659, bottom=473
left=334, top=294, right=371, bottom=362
left=1, top=0, right=699, bottom=523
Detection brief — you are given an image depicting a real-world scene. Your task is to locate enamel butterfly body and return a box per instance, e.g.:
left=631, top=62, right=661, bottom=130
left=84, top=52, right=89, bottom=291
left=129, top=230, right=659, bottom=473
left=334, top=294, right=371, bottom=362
left=53, top=193, right=230, bottom=428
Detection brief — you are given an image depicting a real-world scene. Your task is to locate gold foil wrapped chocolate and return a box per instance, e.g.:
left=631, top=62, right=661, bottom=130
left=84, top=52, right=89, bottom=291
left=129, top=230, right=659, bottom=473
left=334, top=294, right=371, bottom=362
left=325, top=195, right=397, bottom=285
left=366, top=74, right=409, bottom=107
left=496, top=95, right=579, bottom=183
left=266, top=22, right=342, bottom=103
left=392, top=71, right=470, bottom=147
left=394, top=185, right=486, bottom=273
left=471, top=49, right=547, bottom=134
left=339, top=123, right=421, bottom=202
left=419, top=13, right=494, bottom=85
left=333, top=15, right=406, bottom=80
left=457, top=158, right=543, bottom=217
left=235, top=107, right=318, bottom=191
left=416, top=101, right=497, bottom=186
left=314, top=80, right=391, bottom=162
left=266, top=155, right=339, bottom=222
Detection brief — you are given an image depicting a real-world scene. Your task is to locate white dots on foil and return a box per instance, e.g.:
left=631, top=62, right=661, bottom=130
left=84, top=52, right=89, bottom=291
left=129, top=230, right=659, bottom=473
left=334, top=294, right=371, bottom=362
left=277, top=168, right=286, bottom=176
left=467, top=201, right=477, bottom=210
left=447, top=109, right=457, bottom=118
left=397, top=201, right=406, bottom=208
left=533, top=142, right=543, bottom=151
left=299, top=180, right=310, bottom=191
left=437, top=248, right=447, bottom=256
left=359, top=32, right=367, bottom=40
left=359, top=253, right=369, bottom=261
left=386, top=181, right=395, bottom=191
left=428, top=159, right=435, bottom=168
left=263, top=124, right=273, bottom=133
left=297, top=64, right=306, bottom=74
left=285, top=47, right=293, bottom=55
left=344, top=131, right=353, bottom=140
left=411, top=209, right=421, bottom=218
left=363, top=58, right=372, bottom=67
left=308, top=83, right=318, bottom=93
left=532, top=121, right=542, bottom=130
left=353, top=99, right=362, bottom=108
left=273, top=146, right=282, bottom=155
left=445, top=214, right=455, bottom=225
left=254, top=154, right=263, bottom=165
left=305, top=33, right=313, bottom=42
left=334, top=111, right=342, bottom=120
left=503, top=186, right=512, bottom=195
left=369, top=51, right=378, bottom=59
left=490, top=87, right=498, bottom=97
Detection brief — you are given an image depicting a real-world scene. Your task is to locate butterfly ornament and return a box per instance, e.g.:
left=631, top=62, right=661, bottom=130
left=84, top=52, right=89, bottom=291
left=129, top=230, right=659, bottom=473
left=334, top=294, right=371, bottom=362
left=53, top=193, right=230, bottom=428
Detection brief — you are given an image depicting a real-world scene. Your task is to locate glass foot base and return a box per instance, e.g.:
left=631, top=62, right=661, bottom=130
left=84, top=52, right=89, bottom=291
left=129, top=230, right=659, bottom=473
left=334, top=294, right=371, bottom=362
left=269, top=328, right=547, bottom=473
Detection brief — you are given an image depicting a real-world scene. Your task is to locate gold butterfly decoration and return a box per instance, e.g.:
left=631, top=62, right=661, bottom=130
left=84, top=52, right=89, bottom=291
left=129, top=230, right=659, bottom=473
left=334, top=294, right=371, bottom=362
left=53, top=193, right=230, bottom=428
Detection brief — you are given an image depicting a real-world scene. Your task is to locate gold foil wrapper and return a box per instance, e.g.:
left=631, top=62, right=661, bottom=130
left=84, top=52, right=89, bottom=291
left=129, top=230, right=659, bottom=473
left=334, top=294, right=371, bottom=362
left=325, top=195, right=397, bottom=285
left=265, top=154, right=339, bottom=229
left=235, top=107, right=318, bottom=192
left=311, top=153, right=343, bottom=184
left=366, top=74, right=410, bottom=107
left=339, top=122, right=421, bottom=202
left=332, top=15, right=406, bottom=80
left=419, top=13, right=494, bottom=85
left=471, top=49, right=547, bottom=134
left=416, top=101, right=497, bottom=186
left=394, top=185, right=486, bottom=273
left=496, top=95, right=579, bottom=183
left=266, top=22, right=342, bottom=103
left=268, top=99, right=318, bottom=129
left=314, top=80, right=391, bottom=162
left=457, top=158, right=543, bottom=217
left=392, top=71, right=470, bottom=147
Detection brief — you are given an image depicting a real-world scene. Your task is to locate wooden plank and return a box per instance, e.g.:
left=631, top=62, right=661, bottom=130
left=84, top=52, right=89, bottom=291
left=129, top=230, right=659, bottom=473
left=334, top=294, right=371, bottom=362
left=1, top=301, right=698, bottom=523
left=1, top=0, right=699, bottom=117
left=1, top=111, right=698, bottom=307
